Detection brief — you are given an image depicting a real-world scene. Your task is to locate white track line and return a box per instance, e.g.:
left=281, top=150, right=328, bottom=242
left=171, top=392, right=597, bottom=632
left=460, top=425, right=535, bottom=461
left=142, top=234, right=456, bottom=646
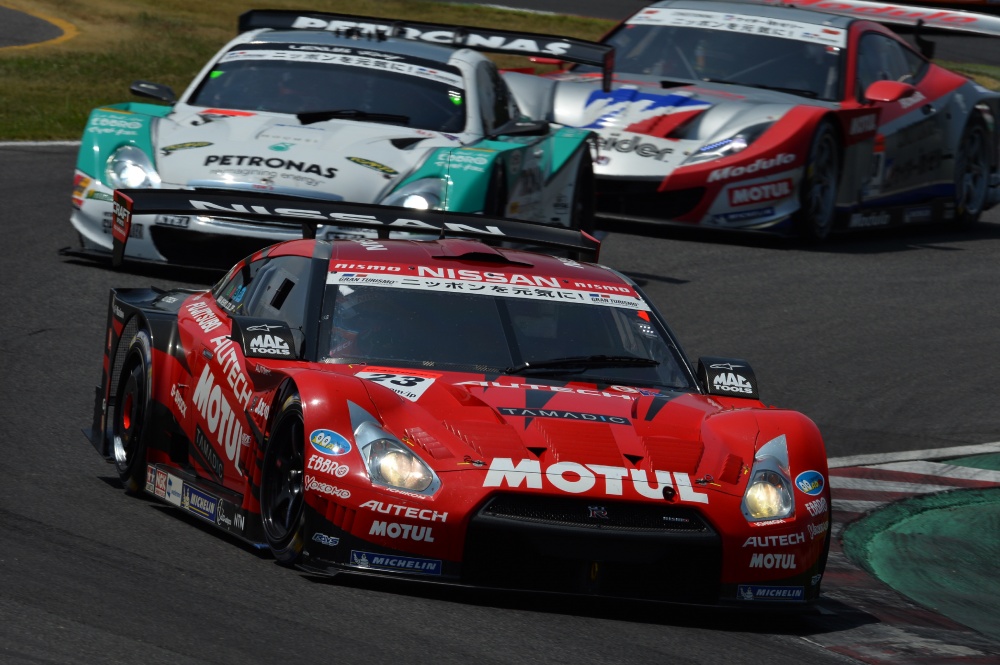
left=828, top=441, right=1000, bottom=468
left=867, top=460, right=1000, bottom=483
left=828, top=476, right=956, bottom=493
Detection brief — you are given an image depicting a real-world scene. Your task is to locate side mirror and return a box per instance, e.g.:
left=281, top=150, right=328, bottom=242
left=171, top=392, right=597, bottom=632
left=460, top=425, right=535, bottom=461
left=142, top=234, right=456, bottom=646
left=698, top=357, right=759, bottom=400
left=863, top=80, right=917, bottom=104
left=231, top=317, right=299, bottom=360
left=130, top=80, right=177, bottom=103
left=490, top=119, right=551, bottom=139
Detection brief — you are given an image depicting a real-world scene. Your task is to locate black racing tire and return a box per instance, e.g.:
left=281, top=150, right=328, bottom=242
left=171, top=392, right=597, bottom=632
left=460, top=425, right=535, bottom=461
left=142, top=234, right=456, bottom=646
left=260, top=393, right=307, bottom=565
left=569, top=150, right=596, bottom=234
left=795, top=121, right=841, bottom=241
left=112, top=330, right=153, bottom=494
left=954, top=117, right=991, bottom=227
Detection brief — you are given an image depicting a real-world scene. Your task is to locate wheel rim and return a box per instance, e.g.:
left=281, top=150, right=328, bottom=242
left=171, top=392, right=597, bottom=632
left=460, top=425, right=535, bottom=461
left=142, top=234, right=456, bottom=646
left=113, top=361, right=144, bottom=472
left=958, top=126, right=989, bottom=218
left=261, top=410, right=305, bottom=545
left=806, top=131, right=838, bottom=238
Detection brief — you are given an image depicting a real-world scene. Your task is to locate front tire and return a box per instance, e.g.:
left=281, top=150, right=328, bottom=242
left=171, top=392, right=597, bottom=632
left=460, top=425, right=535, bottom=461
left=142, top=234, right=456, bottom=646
left=795, top=121, right=840, bottom=241
left=954, top=118, right=990, bottom=227
left=260, top=393, right=307, bottom=565
left=112, top=330, right=153, bottom=494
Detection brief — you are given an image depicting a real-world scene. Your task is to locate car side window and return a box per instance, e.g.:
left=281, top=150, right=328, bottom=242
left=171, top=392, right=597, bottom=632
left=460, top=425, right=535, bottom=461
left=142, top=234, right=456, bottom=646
left=856, top=33, right=926, bottom=99
left=213, top=255, right=312, bottom=334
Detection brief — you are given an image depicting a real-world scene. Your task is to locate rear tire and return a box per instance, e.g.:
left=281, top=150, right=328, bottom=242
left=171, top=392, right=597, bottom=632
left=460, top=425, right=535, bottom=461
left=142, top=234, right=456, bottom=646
left=795, top=121, right=840, bottom=241
left=260, top=393, right=307, bottom=565
left=112, top=330, right=153, bottom=494
left=954, top=118, right=990, bottom=227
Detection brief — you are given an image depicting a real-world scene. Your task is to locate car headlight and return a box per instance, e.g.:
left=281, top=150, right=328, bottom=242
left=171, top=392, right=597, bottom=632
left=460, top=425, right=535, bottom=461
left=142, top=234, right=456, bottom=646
left=741, top=434, right=794, bottom=522
left=355, top=421, right=440, bottom=493
left=380, top=178, right=446, bottom=210
left=684, top=122, right=774, bottom=165
left=105, top=146, right=161, bottom=189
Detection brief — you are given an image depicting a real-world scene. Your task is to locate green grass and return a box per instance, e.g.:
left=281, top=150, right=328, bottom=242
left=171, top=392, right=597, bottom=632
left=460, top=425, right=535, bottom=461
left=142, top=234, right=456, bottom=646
left=3, top=1, right=996, bottom=141
left=0, top=0, right=612, bottom=140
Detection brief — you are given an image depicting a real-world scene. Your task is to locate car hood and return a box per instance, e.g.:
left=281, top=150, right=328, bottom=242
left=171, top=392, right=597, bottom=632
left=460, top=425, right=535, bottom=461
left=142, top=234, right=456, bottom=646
left=152, top=106, right=459, bottom=201
left=551, top=76, right=813, bottom=177
left=357, top=371, right=763, bottom=497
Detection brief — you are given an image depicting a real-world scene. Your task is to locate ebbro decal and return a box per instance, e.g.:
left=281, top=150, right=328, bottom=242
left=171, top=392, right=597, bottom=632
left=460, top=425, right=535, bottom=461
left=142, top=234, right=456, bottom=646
left=350, top=550, right=442, bottom=575
left=310, top=429, right=352, bottom=456
left=737, top=585, right=805, bottom=601
left=795, top=470, right=825, bottom=496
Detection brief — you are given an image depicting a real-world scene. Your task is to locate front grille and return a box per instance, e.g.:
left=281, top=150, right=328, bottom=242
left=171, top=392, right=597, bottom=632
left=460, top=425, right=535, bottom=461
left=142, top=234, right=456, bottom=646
left=481, top=495, right=710, bottom=532
left=596, top=178, right=704, bottom=220
left=464, top=495, right=722, bottom=603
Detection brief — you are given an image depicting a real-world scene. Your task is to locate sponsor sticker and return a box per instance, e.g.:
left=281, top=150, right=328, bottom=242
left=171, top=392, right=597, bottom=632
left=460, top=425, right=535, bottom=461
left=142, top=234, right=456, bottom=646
left=794, top=470, right=825, bottom=495
left=356, top=369, right=439, bottom=402
left=309, top=429, right=352, bottom=456
left=350, top=550, right=442, bottom=575
left=737, top=585, right=805, bottom=601
left=181, top=484, right=219, bottom=522
left=628, top=7, right=846, bottom=46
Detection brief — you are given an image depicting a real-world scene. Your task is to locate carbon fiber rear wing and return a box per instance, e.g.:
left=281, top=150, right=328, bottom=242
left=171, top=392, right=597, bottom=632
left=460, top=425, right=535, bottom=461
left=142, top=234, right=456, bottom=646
left=238, top=9, right=614, bottom=92
left=748, top=0, right=1000, bottom=36
left=110, top=188, right=601, bottom=267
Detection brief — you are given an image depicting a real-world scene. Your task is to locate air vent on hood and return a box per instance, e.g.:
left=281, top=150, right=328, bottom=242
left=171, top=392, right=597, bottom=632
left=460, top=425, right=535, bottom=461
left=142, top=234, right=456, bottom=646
left=443, top=420, right=525, bottom=458
left=531, top=420, right=623, bottom=467
left=642, top=435, right=704, bottom=474
left=391, top=137, right=427, bottom=149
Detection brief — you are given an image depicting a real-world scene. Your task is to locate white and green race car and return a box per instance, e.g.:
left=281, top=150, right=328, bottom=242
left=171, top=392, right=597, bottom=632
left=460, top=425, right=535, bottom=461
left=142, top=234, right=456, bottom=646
left=69, top=10, right=610, bottom=269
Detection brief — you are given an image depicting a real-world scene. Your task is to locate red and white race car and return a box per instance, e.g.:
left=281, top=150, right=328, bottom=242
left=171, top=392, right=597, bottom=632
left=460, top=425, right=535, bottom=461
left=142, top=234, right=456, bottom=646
left=86, top=189, right=831, bottom=606
left=506, top=0, right=1000, bottom=238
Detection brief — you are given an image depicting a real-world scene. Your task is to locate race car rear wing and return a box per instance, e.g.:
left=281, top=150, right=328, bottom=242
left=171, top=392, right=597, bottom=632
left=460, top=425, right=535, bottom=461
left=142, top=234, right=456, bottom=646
left=747, top=0, right=1000, bottom=37
left=238, top=9, right=614, bottom=92
left=110, top=188, right=601, bottom=266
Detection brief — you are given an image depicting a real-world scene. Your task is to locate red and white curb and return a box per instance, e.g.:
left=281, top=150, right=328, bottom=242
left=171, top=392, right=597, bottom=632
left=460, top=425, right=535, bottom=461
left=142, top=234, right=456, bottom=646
left=806, top=442, right=1000, bottom=663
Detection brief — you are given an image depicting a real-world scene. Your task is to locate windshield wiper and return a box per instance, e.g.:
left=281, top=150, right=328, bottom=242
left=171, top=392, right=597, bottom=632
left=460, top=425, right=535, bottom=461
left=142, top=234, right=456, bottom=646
left=298, top=109, right=411, bottom=126
left=504, top=354, right=660, bottom=375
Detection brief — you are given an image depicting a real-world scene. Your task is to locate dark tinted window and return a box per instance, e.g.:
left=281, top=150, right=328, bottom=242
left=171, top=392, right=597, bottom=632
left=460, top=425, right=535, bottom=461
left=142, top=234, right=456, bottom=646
left=322, top=284, right=694, bottom=389
left=189, top=46, right=467, bottom=132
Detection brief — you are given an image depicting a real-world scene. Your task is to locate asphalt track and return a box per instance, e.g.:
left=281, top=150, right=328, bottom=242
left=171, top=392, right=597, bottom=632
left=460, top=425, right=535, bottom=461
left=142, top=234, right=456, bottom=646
left=3, top=3, right=1000, bottom=664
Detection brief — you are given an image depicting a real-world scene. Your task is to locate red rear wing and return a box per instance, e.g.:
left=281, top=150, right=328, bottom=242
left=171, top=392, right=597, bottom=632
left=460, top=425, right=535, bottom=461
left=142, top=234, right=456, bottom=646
left=238, top=9, right=615, bottom=92
left=110, top=188, right=601, bottom=267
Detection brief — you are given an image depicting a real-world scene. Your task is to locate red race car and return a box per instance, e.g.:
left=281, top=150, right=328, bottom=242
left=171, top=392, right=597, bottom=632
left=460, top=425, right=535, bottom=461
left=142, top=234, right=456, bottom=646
left=87, top=189, right=831, bottom=606
left=507, top=0, right=1000, bottom=239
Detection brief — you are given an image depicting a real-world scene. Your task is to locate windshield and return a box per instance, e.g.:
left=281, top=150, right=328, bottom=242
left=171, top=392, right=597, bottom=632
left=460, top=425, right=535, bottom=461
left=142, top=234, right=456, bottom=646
left=584, top=22, right=843, bottom=101
left=188, top=44, right=467, bottom=132
left=320, top=283, right=696, bottom=390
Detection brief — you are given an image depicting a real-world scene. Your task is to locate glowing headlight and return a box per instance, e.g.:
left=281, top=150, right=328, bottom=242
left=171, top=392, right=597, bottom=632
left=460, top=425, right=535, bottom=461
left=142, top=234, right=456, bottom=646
left=105, top=146, right=161, bottom=189
left=380, top=178, right=445, bottom=210
left=685, top=122, right=774, bottom=165
left=355, top=421, right=439, bottom=494
left=741, top=434, right=794, bottom=522
left=744, top=470, right=794, bottom=518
